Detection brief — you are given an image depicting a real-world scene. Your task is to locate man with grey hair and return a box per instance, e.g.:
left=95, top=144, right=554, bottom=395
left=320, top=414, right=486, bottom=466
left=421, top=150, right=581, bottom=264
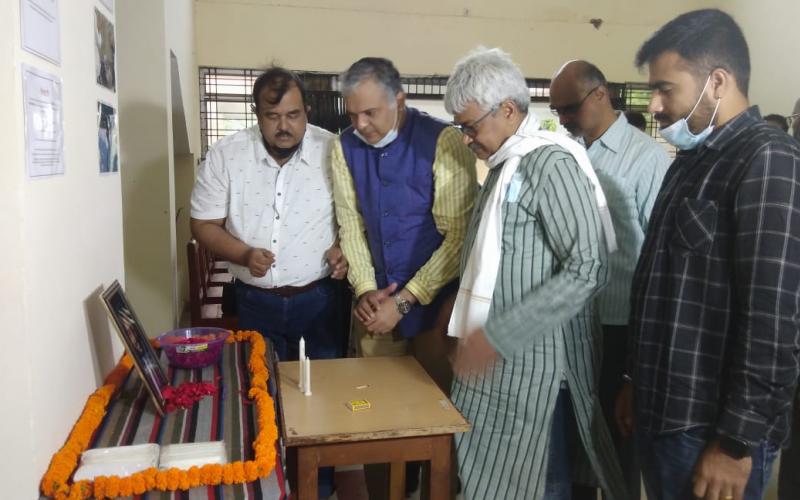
left=550, top=59, right=670, bottom=500
left=445, top=47, right=627, bottom=500
left=331, top=57, right=476, bottom=499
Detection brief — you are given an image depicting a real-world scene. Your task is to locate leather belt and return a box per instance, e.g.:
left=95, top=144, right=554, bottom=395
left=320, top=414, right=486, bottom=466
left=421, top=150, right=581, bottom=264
left=237, top=279, right=322, bottom=298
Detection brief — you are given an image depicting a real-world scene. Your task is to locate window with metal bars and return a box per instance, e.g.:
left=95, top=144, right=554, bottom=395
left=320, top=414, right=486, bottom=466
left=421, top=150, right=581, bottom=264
left=200, top=67, right=664, bottom=158
left=199, top=67, right=348, bottom=157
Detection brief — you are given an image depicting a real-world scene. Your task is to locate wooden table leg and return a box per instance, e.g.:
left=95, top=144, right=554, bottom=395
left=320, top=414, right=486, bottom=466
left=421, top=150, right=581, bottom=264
left=389, top=461, right=406, bottom=500
left=297, top=446, right=319, bottom=500
left=429, top=434, right=452, bottom=500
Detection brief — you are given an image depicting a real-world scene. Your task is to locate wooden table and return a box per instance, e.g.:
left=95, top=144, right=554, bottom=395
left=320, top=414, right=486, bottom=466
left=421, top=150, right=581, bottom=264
left=277, top=356, right=470, bottom=500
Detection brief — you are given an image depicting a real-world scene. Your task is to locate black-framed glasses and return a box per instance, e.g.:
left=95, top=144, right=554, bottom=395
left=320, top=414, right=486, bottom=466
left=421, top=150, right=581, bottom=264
left=550, top=85, right=601, bottom=117
left=452, top=107, right=498, bottom=138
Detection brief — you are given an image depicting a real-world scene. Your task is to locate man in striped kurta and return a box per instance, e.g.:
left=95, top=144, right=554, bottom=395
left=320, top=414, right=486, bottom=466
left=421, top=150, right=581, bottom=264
left=444, top=47, right=628, bottom=500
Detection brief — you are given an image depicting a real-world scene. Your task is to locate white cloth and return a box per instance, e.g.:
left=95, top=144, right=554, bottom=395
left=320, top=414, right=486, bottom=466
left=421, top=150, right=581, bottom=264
left=448, top=114, right=616, bottom=338
left=191, top=124, right=337, bottom=287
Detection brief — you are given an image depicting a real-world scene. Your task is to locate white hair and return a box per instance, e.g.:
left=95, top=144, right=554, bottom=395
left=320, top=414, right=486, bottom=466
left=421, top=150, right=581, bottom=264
left=444, top=47, right=530, bottom=115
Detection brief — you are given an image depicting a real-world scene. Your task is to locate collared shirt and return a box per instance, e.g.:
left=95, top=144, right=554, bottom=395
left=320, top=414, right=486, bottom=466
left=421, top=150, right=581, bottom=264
left=630, top=107, right=800, bottom=447
left=332, top=126, right=477, bottom=304
left=191, top=124, right=337, bottom=287
left=581, top=112, right=670, bottom=325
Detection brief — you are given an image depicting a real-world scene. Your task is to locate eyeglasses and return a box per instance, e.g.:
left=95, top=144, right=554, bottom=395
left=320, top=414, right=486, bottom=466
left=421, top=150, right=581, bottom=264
left=550, top=85, right=601, bottom=117
left=452, top=107, right=498, bottom=138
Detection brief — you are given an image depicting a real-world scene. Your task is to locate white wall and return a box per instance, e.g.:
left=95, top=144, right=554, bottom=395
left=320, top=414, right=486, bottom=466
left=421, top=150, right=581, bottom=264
left=0, top=0, right=198, bottom=496
left=166, top=0, right=201, bottom=316
left=728, top=0, right=800, bottom=117
left=117, top=0, right=198, bottom=336
left=195, top=0, right=797, bottom=120
left=0, top=0, right=126, bottom=497
left=195, top=0, right=719, bottom=81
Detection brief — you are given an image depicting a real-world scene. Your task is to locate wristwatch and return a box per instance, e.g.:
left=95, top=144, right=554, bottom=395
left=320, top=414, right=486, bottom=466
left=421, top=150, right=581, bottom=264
left=394, top=295, right=412, bottom=315
left=717, top=435, right=752, bottom=459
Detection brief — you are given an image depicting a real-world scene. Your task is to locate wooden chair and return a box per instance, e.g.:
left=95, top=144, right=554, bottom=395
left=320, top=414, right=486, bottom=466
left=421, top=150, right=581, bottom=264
left=187, top=239, right=237, bottom=329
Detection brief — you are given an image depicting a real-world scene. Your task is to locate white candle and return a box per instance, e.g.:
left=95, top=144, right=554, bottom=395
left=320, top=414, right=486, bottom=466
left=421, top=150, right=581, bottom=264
left=304, top=356, right=312, bottom=396
left=298, top=337, right=305, bottom=390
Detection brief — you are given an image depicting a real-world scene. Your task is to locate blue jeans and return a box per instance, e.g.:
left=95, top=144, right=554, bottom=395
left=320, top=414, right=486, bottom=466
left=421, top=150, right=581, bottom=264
left=636, top=427, right=778, bottom=500
left=235, top=278, right=339, bottom=498
left=235, top=278, right=340, bottom=362
left=545, top=388, right=579, bottom=500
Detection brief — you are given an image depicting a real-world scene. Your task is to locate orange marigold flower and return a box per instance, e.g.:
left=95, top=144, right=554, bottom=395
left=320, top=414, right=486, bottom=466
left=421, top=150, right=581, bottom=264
left=40, top=332, right=275, bottom=498
left=155, top=470, right=168, bottom=490
left=105, top=476, right=120, bottom=497
left=118, top=477, right=133, bottom=497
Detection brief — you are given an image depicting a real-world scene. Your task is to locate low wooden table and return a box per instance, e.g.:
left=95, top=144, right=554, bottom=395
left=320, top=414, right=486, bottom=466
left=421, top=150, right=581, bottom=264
left=277, top=356, right=470, bottom=500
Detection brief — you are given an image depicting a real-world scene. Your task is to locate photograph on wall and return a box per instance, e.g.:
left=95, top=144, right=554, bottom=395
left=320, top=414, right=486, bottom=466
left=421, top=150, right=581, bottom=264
left=101, top=280, right=168, bottom=415
left=97, top=101, right=118, bottom=173
left=20, top=0, right=61, bottom=65
left=22, top=64, right=65, bottom=177
left=94, top=7, right=116, bottom=91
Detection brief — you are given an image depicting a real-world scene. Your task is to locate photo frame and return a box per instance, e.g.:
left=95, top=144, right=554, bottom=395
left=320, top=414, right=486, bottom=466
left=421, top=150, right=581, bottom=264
left=101, top=280, right=168, bottom=415
left=97, top=101, right=118, bottom=173
left=94, top=8, right=116, bottom=91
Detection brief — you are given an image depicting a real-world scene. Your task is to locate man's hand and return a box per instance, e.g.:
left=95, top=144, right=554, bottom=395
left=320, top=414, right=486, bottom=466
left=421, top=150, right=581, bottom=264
left=364, top=294, right=404, bottom=334
left=692, top=440, right=752, bottom=500
left=353, top=283, right=397, bottom=326
left=615, top=381, right=635, bottom=438
left=355, top=283, right=398, bottom=325
left=452, top=328, right=499, bottom=377
left=325, top=245, right=348, bottom=280
left=246, top=247, right=275, bottom=277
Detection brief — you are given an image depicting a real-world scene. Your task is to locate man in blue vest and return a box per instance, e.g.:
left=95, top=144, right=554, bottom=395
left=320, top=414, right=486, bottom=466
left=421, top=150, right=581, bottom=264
left=331, top=57, right=476, bottom=499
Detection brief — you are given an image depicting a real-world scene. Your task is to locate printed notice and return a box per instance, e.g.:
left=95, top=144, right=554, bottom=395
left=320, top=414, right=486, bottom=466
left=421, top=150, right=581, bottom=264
left=20, top=0, right=61, bottom=65
left=22, top=64, right=64, bottom=177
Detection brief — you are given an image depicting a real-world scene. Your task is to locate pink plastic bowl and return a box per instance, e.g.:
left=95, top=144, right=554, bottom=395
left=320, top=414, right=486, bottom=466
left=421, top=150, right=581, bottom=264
left=157, top=327, right=230, bottom=369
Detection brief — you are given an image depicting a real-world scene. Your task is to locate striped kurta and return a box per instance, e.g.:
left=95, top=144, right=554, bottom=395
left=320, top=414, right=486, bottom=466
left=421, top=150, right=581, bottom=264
left=452, top=144, right=627, bottom=500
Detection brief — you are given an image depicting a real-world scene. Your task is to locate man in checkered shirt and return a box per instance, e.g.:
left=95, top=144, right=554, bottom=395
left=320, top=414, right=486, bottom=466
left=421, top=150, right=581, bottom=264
left=615, top=9, right=800, bottom=500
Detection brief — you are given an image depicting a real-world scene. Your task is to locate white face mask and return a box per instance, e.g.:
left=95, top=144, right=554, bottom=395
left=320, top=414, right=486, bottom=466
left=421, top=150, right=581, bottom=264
left=353, top=106, right=399, bottom=148
left=659, top=75, right=721, bottom=150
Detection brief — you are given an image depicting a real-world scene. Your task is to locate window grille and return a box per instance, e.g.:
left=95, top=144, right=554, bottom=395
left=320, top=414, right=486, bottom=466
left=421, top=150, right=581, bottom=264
left=200, top=67, right=661, bottom=158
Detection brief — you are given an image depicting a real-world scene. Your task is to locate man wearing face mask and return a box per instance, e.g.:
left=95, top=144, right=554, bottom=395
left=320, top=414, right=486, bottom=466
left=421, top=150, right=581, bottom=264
left=615, top=9, right=800, bottom=500
left=331, top=57, right=476, bottom=499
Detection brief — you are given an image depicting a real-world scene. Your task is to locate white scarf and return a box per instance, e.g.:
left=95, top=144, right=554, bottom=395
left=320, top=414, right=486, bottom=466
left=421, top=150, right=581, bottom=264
left=447, top=113, right=616, bottom=339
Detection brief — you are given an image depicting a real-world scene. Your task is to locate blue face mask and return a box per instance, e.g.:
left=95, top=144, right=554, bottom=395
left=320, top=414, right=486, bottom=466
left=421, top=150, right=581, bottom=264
left=659, top=75, right=721, bottom=150
left=353, top=106, right=399, bottom=148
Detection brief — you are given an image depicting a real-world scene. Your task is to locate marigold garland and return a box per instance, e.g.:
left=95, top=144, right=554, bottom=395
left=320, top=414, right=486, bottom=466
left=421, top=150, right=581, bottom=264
left=40, top=331, right=277, bottom=499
